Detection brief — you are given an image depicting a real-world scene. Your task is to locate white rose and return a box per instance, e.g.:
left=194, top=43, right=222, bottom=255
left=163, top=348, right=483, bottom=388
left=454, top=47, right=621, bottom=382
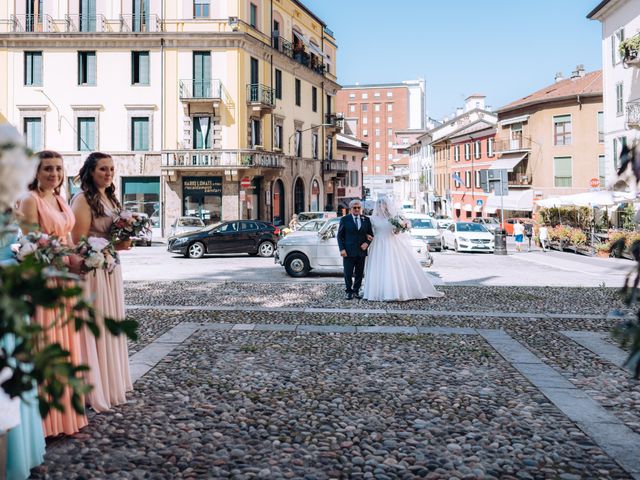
left=85, top=251, right=105, bottom=269
left=17, top=241, right=37, bottom=260
left=87, top=236, right=109, bottom=252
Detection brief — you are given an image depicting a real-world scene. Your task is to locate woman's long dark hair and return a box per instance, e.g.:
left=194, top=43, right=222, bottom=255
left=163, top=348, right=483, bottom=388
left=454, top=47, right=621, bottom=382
left=78, top=152, right=121, bottom=218
left=27, top=150, right=65, bottom=196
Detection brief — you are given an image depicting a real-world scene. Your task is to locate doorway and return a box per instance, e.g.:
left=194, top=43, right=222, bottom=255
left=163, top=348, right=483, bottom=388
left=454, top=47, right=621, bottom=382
left=294, top=178, right=305, bottom=214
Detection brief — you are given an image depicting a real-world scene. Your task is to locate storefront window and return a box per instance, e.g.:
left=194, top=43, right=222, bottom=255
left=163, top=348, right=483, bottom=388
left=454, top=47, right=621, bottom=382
left=182, top=176, right=222, bottom=225
left=122, top=176, right=160, bottom=228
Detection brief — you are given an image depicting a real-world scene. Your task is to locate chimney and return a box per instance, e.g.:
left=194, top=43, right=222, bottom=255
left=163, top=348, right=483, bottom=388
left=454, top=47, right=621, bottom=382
left=555, top=71, right=564, bottom=82
left=570, top=65, right=585, bottom=79
left=455, top=107, right=463, bottom=116
left=486, top=105, right=492, bottom=112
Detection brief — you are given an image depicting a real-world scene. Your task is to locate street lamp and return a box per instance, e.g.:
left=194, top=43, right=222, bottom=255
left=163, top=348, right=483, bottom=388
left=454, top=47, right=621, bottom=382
left=288, top=123, right=333, bottom=157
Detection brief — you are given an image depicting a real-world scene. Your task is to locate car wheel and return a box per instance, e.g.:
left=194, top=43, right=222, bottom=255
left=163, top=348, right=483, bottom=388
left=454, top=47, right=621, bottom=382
left=454, top=241, right=460, bottom=253
left=284, top=253, right=310, bottom=277
left=187, top=241, right=205, bottom=259
left=257, top=241, right=275, bottom=257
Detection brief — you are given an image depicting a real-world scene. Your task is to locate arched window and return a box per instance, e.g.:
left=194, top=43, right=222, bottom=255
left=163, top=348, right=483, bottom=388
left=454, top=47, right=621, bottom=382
left=294, top=178, right=305, bottom=214
left=310, top=179, right=320, bottom=211
left=272, top=179, right=285, bottom=225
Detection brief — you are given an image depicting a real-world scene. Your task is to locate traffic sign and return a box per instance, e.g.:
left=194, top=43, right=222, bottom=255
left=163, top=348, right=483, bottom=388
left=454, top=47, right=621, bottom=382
left=476, top=199, right=483, bottom=206
left=590, top=178, right=600, bottom=188
left=240, top=177, right=251, bottom=189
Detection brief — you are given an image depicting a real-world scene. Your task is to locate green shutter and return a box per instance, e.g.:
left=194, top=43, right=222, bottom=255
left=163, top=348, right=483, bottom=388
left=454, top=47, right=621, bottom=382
left=24, top=118, right=42, bottom=151
left=132, top=117, right=149, bottom=151
left=78, top=117, right=95, bottom=151
left=193, top=52, right=211, bottom=97
left=32, top=52, right=42, bottom=85
left=139, top=51, right=149, bottom=85
left=87, top=52, right=96, bottom=85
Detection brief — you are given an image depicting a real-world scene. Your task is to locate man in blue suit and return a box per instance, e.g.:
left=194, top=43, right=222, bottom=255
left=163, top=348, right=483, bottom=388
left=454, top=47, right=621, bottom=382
left=337, top=199, right=374, bottom=300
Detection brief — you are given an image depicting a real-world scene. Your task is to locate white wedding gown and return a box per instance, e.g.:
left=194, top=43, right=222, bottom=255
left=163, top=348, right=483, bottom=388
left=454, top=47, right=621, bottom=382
left=363, top=216, right=444, bottom=301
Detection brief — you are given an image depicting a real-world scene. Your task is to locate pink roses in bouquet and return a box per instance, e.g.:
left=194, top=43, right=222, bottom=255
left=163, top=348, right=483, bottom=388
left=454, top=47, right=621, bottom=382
left=110, top=210, right=151, bottom=243
left=16, top=232, right=71, bottom=269
left=75, top=236, right=119, bottom=274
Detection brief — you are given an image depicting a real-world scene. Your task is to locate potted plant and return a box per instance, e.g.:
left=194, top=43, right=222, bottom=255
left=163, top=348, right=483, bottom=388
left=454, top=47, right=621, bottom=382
left=620, top=34, right=640, bottom=65
left=595, top=242, right=611, bottom=258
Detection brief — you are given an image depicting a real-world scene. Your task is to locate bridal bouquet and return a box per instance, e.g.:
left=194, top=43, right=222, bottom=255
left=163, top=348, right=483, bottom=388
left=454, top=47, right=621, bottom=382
left=75, top=236, right=119, bottom=274
left=388, top=215, right=411, bottom=234
left=16, top=232, right=72, bottom=270
left=110, top=210, right=151, bottom=243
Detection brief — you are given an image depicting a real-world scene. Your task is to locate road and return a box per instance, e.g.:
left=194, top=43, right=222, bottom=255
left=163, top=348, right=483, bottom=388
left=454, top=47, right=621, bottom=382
left=120, top=239, right=631, bottom=287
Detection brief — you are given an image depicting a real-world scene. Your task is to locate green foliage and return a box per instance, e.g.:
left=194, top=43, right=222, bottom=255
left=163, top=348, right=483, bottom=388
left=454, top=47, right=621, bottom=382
left=619, top=34, right=640, bottom=59
left=620, top=204, right=637, bottom=231
left=538, top=207, right=591, bottom=230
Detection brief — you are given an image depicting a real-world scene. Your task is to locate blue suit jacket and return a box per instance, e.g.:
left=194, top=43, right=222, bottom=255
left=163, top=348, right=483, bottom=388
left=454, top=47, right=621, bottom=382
left=337, top=214, right=374, bottom=257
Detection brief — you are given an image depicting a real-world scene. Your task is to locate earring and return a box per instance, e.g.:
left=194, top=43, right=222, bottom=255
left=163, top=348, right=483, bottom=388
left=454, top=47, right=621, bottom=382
left=37, top=183, right=45, bottom=194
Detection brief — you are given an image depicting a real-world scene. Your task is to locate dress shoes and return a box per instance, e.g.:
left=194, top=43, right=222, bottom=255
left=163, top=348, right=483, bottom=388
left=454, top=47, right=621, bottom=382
left=345, top=292, right=353, bottom=300
left=353, top=292, right=363, bottom=300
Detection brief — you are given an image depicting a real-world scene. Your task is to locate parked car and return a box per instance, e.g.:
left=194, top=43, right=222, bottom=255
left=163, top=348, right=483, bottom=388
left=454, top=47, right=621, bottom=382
left=167, top=220, right=280, bottom=258
left=131, top=213, right=153, bottom=246
left=472, top=217, right=501, bottom=234
left=293, top=218, right=327, bottom=234
left=503, top=218, right=535, bottom=235
left=171, top=216, right=205, bottom=237
left=297, top=211, right=338, bottom=222
left=441, top=222, right=495, bottom=253
left=405, top=214, right=442, bottom=251
left=435, top=217, right=454, bottom=230
left=275, top=218, right=433, bottom=277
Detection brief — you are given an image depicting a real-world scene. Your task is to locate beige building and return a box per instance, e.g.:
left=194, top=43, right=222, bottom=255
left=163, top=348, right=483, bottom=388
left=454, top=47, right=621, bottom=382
left=333, top=133, right=367, bottom=209
left=491, top=68, right=604, bottom=215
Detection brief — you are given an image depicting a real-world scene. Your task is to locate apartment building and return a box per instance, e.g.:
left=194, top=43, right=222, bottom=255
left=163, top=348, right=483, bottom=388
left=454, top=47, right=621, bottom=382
left=0, top=0, right=341, bottom=233
left=588, top=0, right=640, bottom=187
left=335, top=79, right=426, bottom=200
left=334, top=133, right=367, bottom=209
left=491, top=68, right=603, bottom=216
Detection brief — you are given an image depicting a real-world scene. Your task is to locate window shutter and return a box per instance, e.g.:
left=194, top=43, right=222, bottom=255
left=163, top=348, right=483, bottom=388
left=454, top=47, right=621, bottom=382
left=554, top=157, right=572, bottom=177
left=140, top=52, right=149, bottom=84
left=88, top=118, right=96, bottom=150
left=87, top=52, right=96, bottom=85
left=25, top=53, right=33, bottom=85
left=33, top=52, right=42, bottom=85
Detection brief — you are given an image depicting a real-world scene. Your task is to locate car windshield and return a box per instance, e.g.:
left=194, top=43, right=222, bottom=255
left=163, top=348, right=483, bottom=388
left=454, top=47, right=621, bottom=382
left=298, top=213, right=322, bottom=222
left=457, top=222, right=487, bottom=232
left=485, top=218, right=499, bottom=224
left=318, top=218, right=340, bottom=234
left=203, top=222, right=222, bottom=232
left=178, top=217, right=205, bottom=227
left=299, top=220, right=323, bottom=231
left=411, top=219, right=435, bottom=229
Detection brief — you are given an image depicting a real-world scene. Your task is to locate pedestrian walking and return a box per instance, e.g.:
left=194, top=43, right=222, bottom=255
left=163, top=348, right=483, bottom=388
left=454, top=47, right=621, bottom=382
left=513, top=220, right=525, bottom=252
left=539, top=224, right=549, bottom=252
left=524, top=222, right=533, bottom=252
left=337, top=199, right=373, bottom=300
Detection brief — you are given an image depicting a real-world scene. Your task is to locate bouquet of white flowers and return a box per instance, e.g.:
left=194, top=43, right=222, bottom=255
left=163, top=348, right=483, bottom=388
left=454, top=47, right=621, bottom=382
left=388, top=215, right=411, bottom=234
left=75, top=236, right=119, bottom=274
left=0, top=123, right=37, bottom=212
left=110, top=210, right=151, bottom=243
left=16, top=232, right=72, bottom=270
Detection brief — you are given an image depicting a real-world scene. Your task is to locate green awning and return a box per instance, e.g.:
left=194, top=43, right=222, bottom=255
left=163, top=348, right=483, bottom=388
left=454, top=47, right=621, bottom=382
left=123, top=178, right=159, bottom=195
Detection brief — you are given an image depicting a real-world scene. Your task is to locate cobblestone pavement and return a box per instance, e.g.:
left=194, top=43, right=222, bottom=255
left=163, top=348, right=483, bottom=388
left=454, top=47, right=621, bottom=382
left=31, top=282, right=640, bottom=479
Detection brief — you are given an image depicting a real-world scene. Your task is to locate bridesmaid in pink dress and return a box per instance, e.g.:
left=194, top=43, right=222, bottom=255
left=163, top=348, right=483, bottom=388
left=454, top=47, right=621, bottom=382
left=18, top=150, right=88, bottom=436
left=71, top=152, right=133, bottom=412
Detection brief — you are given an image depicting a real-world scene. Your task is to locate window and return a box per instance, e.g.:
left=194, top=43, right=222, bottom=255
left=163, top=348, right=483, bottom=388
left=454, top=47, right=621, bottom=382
left=375, top=129, right=380, bottom=136
left=375, top=141, right=380, bottom=148
left=274, top=124, right=283, bottom=149
left=454, top=145, right=460, bottom=162
left=475, top=170, right=481, bottom=188
left=387, top=104, right=393, bottom=112
left=553, top=114, right=572, bottom=145
left=24, top=51, right=42, bottom=86
left=78, top=51, right=96, bottom=86
left=295, top=78, right=301, bottom=106
left=612, top=28, right=624, bottom=65
left=131, top=117, right=150, bottom=151
left=251, top=118, right=261, bottom=147
left=387, top=116, right=393, bottom=123
left=194, top=0, right=209, bottom=18
left=295, top=130, right=302, bottom=157
left=362, top=129, right=368, bottom=137
left=374, top=92, right=380, bottom=98
left=363, top=166, right=368, bottom=173
left=474, top=140, right=481, bottom=159
left=387, top=128, right=392, bottom=136
left=194, top=51, right=211, bottom=97
left=375, top=165, right=380, bottom=173
left=375, top=117, right=380, bottom=124
left=613, top=136, right=627, bottom=169
left=312, top=132, right=318, bottom=159
left=23, top=117, right=42, bottom=151
left=465, top=171, right=471, bottom=188
left=131, top=51, right=149, bottom=85
left=616, top=83, right=623, bottom=117
left=597, top=111, right=604, bottom=143
left=375, top=153, right=381, bottom=161
left=362, top=93, right=368, bottom=99
left=363, top=116, right=368, bottom=125
left=487, top=138, right=494, bottom=157
left=388, top=141, right=392, bottom=147
left=351, top=170, right=359, bottom=187
left=374, top=104, right=380, bottom=112
left=275, top=69, right=282, bottom=99
left=312, top=86, right=317, bottom=112
left=122, top=177, right=160, bottom=228
left=388, top=154, right=393, bottom=160
left=349, top=93, right=355, bottom=99
left=386, top=92, right=393, bottom=97
left=599, top=154, right=606, bottom=186
left=77, top=117, right=96, bottom=151
left=249, top=3, right=257, bottom=28
left=554, top=156, right=572, bottom=187
left=349, top=104, right=356, bottom=113
left=326, top=136, right=333, bottom=159
left=464, top=143, right=470, bottom=160
left=362, top=104, right=368, bottom=112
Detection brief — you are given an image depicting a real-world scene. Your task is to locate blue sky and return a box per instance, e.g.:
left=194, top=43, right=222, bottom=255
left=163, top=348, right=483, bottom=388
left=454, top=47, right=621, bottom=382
left=303, top=0, right=603, bottom=119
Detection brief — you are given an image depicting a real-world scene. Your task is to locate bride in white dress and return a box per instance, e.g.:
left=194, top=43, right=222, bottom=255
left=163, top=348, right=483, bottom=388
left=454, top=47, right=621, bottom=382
left=364, top=196, right=444, bottom=301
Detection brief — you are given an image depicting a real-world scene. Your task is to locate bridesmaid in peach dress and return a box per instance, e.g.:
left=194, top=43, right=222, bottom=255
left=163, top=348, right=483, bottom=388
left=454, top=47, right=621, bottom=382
left=18, top=150, right=88, bottom=436
left=71, top=152, right=132, bottom=412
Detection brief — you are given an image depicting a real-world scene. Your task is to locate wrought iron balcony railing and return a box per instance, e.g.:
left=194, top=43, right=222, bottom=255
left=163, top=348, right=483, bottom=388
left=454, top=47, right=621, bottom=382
left=119, top=14, right=161, bottom=32
left=162, top=149, right=285, bottom=169
left=271, top=35, right=326, bottom=75
left=322, top=160, right=349, bottom=173
left=179, top=79, right=223, bottom=100
left=247, top=84, right=275, bottom=107
left=507, top=172, right=533, bottom=186
left=494, top=136, right=532, bottom=152
left=64, top=14, right=107, bottom=32
left=627, top=100, right=640, bottom=128
left=8, top=14, right=53, bottom=32
left=325, top=113, right=344, bottom=131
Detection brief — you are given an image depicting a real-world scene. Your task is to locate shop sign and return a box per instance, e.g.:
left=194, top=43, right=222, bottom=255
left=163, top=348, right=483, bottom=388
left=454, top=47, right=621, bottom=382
left=183, top=176, right=223, bottom=195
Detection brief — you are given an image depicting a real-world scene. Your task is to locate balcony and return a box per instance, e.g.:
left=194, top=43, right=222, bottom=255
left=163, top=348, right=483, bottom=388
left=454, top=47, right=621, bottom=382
left=180, top=79, right=223, bottom=105
left=627, top=100, right=640, bottom=129
left=271, top=35, right=326, bottom=76
left=7, top=14, right=52, bottom=32
left=161, top=149, right=285, bottom=170
left=507, top=172, right=532, bottom=187
left=322, top=160, right=348, bottom=176
left=247, top=84, right=275, bottom=113
left=325, top=113, right=344, bottom=133
left=3, top=13, right=161, bottom=33
left=494, top=136, right=532, bottom=153
left=621, top=35, right=640, bottom=67
left=118, top=14, right=161, bottom=32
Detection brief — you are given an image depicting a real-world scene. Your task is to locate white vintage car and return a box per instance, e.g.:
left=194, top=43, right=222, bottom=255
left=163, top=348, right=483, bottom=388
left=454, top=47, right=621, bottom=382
left=275, top=218, right=433, bottom=277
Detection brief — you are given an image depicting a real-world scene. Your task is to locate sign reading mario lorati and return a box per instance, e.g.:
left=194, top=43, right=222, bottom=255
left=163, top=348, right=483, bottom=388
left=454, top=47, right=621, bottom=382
left=182, top=176, right=223, bottom=195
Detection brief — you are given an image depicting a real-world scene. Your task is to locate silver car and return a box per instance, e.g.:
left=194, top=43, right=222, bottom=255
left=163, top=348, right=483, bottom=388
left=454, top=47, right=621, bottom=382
left=171, top=216, right=206, bottom=237
left=275, top=218, right=433, bottom=277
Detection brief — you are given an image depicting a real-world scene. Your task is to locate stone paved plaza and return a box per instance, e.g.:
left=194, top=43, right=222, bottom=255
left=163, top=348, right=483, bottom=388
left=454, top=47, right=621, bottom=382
left=31, top=282, right=640, bottom=479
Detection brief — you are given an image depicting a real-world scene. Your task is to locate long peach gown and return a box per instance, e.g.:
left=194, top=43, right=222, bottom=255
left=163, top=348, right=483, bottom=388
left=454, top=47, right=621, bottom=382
left=74, top=193, right=132, bottom=412
left=29, top=191, right=88, bottom=436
